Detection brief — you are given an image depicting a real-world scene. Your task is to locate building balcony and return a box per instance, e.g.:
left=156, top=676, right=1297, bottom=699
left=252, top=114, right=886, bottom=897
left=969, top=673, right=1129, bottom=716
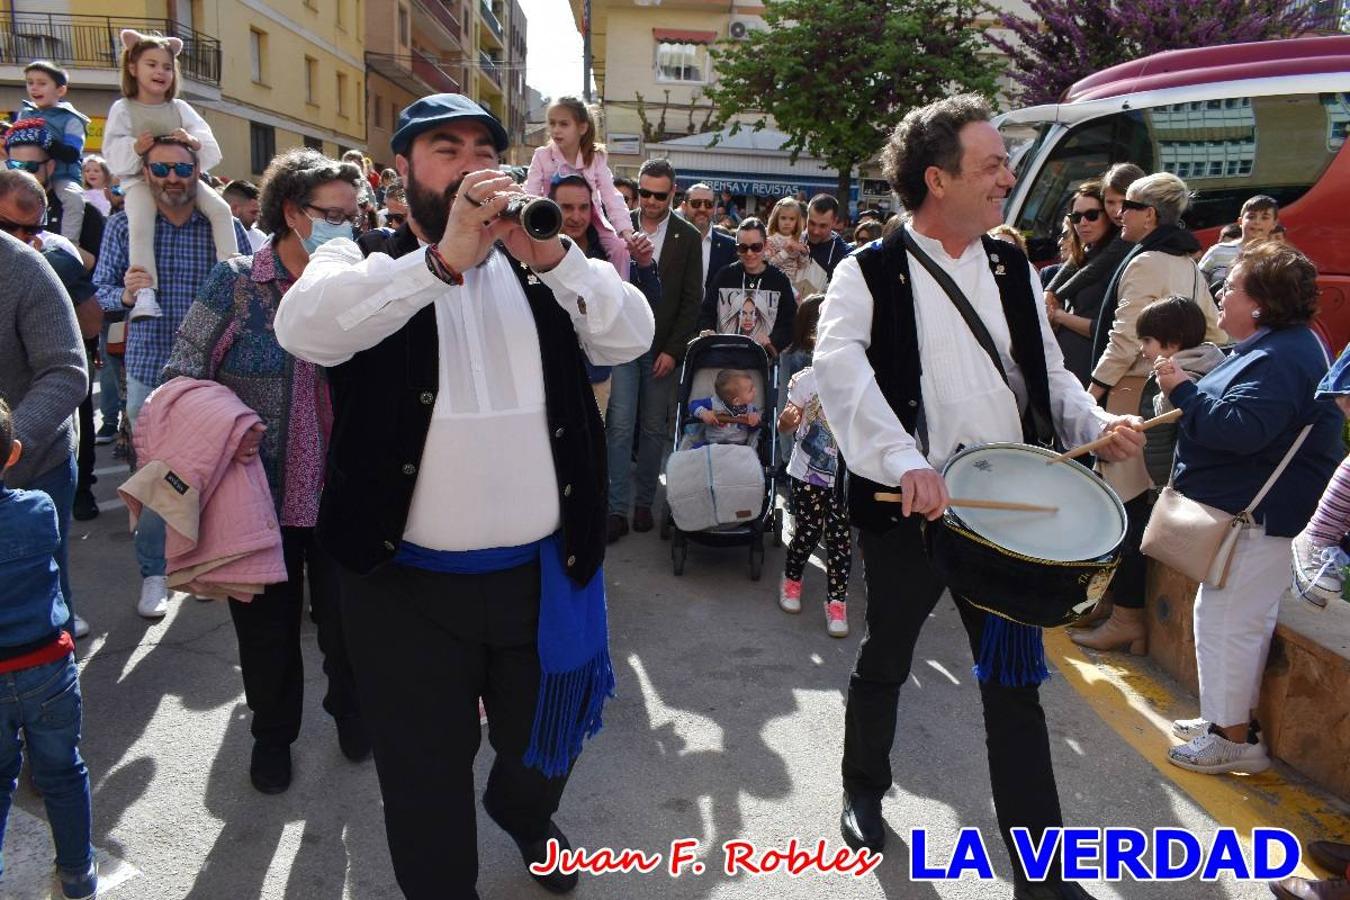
left=413, top=0, right=464, bottom=51
left=478, top=0, right=504, bottom=48
left=477, top=50, right=502, bottom=91
left=413, top=48, right=462, bottom=94
left=0, top=13, right=220, bottom=86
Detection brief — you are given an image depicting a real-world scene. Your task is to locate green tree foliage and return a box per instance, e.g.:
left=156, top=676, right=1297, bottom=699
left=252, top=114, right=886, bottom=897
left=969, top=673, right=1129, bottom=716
left=704, top=0, right=1001, bottom=202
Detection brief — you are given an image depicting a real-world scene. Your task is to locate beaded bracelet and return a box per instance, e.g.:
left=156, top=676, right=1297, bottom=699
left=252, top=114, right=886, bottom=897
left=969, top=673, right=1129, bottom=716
left=425, top=244, right=464, bottom=286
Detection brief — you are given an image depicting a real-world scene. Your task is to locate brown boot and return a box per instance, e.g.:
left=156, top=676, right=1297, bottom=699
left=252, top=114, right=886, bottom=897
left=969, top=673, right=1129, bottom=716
left=1069, top=606, right=1146, bottom=655
left=1068, top=597, right=1114, bottom=632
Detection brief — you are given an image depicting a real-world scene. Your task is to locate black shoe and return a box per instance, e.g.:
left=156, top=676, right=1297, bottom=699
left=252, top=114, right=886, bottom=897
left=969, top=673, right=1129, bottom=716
left=249, top=742, right=292, bottom=794
left=1014, top=880, right=1098, bottom=900
left=839, top=792, right=885, bottom=853
left=95, top=422, right=118, bottom=445
left=511, top=821, right=579, bottom=894
left=632, top=505, right=654, bottom=532
left=606, top=514, right=628, bottom=544
left=72, top=487, right=99, bottom=521
left=335, top=716, right=371, bottom=762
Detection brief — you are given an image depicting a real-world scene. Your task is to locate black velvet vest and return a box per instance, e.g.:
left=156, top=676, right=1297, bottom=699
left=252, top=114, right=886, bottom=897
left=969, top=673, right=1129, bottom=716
left=320, top=226, right=607, bottom=582
left=847, top=231, right=1053, bottom=532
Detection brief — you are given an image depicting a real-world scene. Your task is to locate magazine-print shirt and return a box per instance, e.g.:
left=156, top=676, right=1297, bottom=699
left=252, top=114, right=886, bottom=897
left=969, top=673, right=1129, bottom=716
left=698, top=261, right=796, bottom=353
left=786, top=367, right=838, bottom=488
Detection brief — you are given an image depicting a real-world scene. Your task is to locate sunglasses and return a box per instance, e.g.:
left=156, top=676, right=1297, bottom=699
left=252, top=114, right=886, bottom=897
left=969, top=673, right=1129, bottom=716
left=148, top=161, right=196, bottom=178
left=687, top=199, right=714, bottom=209
left=735, top=242, right=765, bottom=254
left=1068, top=209, right=1104, bottom=224
left=305, top=203, right=362, bottom=226
left=637, top=188, right=669, bottom=201
left=5, top=159, right=43, bottom=174
left=0, top=218, right=42, bottom=239
left=1119, top=199, right=1152, bottom=212
left=385, top=213, right=407, bottom=226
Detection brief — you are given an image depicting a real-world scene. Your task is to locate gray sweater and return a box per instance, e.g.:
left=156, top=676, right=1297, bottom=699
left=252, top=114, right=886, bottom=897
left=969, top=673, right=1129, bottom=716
left=0, top=232, right=87, bottom=486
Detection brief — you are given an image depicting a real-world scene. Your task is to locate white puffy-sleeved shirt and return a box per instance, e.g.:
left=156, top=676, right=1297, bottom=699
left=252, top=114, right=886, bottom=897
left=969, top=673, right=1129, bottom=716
left=274, top=238, right=655, bottom=551
left=813, top=226, right=1112, bottom=487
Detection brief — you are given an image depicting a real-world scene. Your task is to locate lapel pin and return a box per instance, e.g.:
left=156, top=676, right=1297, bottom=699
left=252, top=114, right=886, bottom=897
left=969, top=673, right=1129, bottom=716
left=898, top=273, right=907, bottom=284
left=990, top=253, right=1000, bottom=263
left=994, top=265, right=1006, bottom=276
left=527, top=274, right=540, bottom=285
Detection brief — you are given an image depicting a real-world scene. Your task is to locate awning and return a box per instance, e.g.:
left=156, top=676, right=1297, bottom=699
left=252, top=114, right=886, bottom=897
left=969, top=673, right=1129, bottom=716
left=675, top=169, right=855, bottom=201
left=652, top=28, right=717, bottom=44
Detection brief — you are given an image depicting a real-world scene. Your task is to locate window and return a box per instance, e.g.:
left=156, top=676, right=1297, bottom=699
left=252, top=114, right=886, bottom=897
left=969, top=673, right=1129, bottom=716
left=655, top=41, right=708, bottom=83
left=250, top=123, right=275, bottom=175
left=373, top=93, right=383, bottom=128
left=304, top=57, right=318, bottom=105
left=398, top=5, right=410, bottom=46
left=336, top=0, right=345, bottom=28
left=392, top=100, right=399, bottom=128
left=249, top=29, right=266, bottom=83
left=337, top=72, right=348, bottom=117
left=304, top=135, right=324, bottom=151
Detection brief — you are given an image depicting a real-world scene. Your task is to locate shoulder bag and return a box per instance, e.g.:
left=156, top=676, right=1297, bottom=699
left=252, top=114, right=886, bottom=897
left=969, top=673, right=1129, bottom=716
left=1141, top=424, right=1312, bottom=587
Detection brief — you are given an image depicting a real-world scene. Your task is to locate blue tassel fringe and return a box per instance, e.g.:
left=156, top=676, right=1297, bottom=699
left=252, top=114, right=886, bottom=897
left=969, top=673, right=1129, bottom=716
left=973, top=615, right=1050, bottom=688
left=523, top=647, right=617, bottom=779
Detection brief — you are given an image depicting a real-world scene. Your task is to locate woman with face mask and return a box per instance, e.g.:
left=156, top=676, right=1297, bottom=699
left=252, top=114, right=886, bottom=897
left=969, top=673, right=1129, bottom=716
left=161, top=148, right=369, bottom=794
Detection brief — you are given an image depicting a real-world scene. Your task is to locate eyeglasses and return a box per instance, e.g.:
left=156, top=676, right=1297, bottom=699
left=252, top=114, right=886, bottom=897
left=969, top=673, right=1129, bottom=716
left=687, top=199, right=714, bottom=209
left=5, top=159, right=43, bottom=174
left=147, top=162, right=196, bottom=179
left=305, top=204, right=362, bottom=226
left=1119, top=199, right=1152, bottom=213
left=385, top=213, right=407, bottom=226
left=637, top=188, right=669, bottom=201
left=735, top=242, right=764, bottom=254
left=1068, top=209, right=1104, bottom=224
left=0, top=218, right=43, bottom=240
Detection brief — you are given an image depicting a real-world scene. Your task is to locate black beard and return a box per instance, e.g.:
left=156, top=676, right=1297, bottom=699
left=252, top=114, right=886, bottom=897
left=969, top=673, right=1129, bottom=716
left=406, top=163, right=459, bottom=244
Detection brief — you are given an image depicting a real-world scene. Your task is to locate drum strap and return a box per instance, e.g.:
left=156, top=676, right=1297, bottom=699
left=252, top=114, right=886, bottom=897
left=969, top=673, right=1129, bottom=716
left=901, top=230, right=1055, bottom=447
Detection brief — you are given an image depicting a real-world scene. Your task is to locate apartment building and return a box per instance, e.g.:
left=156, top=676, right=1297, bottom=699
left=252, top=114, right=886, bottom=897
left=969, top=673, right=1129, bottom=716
left=0, top=0, right=368, bottom=180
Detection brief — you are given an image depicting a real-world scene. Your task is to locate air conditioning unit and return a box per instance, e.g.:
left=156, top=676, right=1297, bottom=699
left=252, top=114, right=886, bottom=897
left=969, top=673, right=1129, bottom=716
left=727, top=18, right=757, bottom=40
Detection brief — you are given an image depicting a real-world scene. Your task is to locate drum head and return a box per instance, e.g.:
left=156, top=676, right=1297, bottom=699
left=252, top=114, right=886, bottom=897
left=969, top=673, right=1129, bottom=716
left=942, top=443, right=1125, bottom=563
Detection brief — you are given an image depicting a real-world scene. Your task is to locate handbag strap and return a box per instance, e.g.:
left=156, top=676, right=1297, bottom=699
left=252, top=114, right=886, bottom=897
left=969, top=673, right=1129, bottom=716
left=902, top=228, right=1009, bottom=385
left=1244, top=424, right=1313, bottom=514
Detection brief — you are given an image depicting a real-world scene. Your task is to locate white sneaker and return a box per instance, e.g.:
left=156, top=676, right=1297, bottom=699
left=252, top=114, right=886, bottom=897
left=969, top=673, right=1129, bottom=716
left=129, top=287, right=161, bottom=321
left=71, top=615, right=90, bottom=639
left=825, top=600, right=849, bottom=638
left=1291, top=531, right=1345, bottom=608
left=1170, top=717, right=1210, bottom=741
left=779, top=577, right=802, bottom=614
left=137, top=575, right=169, bottom=619
left=1167, top=731, right=1269, bottom=774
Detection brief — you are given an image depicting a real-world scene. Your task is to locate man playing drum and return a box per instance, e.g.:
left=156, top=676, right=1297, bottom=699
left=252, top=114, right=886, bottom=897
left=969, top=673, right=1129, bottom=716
left=814, top=95, right=1145, bottom=899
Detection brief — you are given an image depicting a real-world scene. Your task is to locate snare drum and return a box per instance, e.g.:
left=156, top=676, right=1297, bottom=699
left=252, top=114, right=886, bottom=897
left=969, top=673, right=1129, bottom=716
left=923, top=443, right=1126, bottom=628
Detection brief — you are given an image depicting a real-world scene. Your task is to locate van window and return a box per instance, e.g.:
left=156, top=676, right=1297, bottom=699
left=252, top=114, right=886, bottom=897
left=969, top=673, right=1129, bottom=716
left=1012, top=92, right=1345, bottom=262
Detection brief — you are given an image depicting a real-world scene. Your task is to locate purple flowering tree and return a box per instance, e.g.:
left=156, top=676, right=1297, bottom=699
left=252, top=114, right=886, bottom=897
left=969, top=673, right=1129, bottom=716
left=989, top=0, right=1319, bottom=106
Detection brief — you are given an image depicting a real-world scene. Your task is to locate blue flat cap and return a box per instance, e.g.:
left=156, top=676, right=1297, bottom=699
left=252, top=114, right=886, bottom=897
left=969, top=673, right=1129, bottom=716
left=391, top=94, right=508, bottom=156
left=1317, top=343, right=1350, bottom=399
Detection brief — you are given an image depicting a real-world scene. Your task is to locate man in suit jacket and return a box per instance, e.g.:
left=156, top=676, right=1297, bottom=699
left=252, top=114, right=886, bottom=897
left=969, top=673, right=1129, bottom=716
left=681, top=182, right=736, bottom=299
left=606, top=158, right=703, bottom=540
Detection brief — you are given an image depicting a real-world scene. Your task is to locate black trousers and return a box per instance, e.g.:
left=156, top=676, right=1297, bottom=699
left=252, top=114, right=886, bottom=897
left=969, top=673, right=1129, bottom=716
left=338, top=558, right=573, bottom=900
left=842, top=516, right=1065, bottom=880
left=1110, top=492, right=1153, bottom=610
left=228, top=527, right=359, bottom=747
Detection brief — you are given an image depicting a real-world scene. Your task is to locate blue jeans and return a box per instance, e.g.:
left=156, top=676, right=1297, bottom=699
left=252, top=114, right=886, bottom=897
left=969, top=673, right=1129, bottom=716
left=97, top=323, right=124, bottom=430
left=0, top=655, right=94, bottom=882
left=25, top=456, right=76, bottom=626
left=606, top=351, right=676, bottom=514
left=126, top=375, right=166, bottom=578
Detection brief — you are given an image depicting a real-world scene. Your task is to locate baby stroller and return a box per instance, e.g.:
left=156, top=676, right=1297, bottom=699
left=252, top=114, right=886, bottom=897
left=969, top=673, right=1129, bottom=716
left=657, top=333, right=783, bottom=580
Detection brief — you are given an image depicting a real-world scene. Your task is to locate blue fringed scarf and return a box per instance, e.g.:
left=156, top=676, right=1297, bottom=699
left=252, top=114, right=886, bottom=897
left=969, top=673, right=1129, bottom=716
left=972, top=615, right=1050, bottom=688
left=394, top=533, right=615, bottom=778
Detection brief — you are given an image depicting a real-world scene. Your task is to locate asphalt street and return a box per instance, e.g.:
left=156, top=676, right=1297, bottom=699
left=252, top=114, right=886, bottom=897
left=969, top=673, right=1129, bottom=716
left=0, top=433, right=1313, bottom=899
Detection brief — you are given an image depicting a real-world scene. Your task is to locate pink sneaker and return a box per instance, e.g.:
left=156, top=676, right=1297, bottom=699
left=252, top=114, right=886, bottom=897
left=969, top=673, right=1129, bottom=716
left=825, top=601, right=849, bottom=638
left=779, top=577, right=802, bottom=613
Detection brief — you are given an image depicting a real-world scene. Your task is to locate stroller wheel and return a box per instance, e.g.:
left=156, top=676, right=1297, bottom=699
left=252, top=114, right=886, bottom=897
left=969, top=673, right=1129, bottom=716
left=658, top=498, right=671, bottom=540
left=672, top=533, right=687, bottom=576
left=771, top=507, right=784, bottom=547
left=749, top=541, right=765, bottom=581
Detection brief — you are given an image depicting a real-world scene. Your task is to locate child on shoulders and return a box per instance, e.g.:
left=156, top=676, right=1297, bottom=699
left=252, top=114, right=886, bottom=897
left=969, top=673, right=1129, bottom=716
left=15, top=60, right=89, bottom=245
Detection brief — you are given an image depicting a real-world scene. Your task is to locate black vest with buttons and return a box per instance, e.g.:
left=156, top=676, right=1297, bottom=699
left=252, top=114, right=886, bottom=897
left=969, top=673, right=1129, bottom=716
left=323, top=225, right=607, bottom=582
left=847, top=230, right=1053, bottom=532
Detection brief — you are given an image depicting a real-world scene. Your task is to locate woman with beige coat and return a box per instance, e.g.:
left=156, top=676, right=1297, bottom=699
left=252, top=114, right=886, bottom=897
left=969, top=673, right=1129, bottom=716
left=1072, top=172, right=1227, bottom=654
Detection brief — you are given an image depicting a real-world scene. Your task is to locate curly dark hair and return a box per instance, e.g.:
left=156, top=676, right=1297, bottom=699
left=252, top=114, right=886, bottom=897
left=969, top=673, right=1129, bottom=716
left=881, top=94, right=992, bottom=211
left=1233, top=241, right=1319, bottom=328
left=257, top=148, right=364, bottom=238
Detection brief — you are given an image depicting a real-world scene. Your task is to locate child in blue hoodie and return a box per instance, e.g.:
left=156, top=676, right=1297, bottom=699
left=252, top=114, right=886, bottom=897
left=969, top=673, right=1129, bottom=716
left=15, top=60, right=90, bottom=246
left=0, top=399, right=96, bottom=899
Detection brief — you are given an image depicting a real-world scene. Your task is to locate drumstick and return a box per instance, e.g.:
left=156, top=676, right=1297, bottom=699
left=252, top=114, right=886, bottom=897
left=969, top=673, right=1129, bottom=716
left=1045, top=407, right=1184, bottom=465
left=873, top=492, right=1058, bottom=514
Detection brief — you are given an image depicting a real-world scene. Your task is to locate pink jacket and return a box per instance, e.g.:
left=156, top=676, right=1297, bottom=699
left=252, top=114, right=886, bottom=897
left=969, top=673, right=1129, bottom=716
left=118, top=377, right=286, bottom=602
left=526, top=142, right=632, bottom=237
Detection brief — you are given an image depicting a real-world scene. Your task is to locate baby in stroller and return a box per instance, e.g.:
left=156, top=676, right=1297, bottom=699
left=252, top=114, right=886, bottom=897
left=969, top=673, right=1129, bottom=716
left=688, top=369, right=762, bottom=448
